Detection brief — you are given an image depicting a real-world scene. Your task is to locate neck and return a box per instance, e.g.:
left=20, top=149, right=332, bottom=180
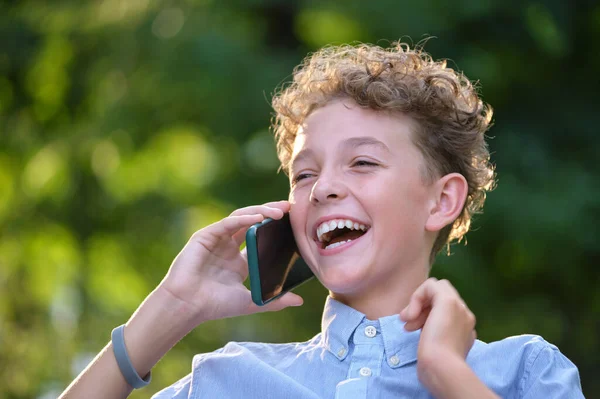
left=330, top=260, right=430, bottom=320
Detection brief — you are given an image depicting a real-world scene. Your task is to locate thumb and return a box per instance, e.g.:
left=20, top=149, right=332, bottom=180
left=263, top=292, right=304, bottom=312
left=248, top=292, right=304, bottom=314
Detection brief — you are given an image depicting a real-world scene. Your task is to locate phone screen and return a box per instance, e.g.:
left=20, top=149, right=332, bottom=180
left=254, top=213, right=314, bottom=303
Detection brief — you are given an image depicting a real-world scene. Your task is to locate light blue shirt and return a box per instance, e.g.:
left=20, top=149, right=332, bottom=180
left=153, top=296, right=584, bottom=398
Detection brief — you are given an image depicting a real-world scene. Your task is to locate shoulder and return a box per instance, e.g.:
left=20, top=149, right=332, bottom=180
left=192, top=334, right=322, bottom=369
left=468, top=334, right=552, bottom=363
left=468, top=335, right=584, bottom=398
left=152, top=335, right=322, bottom=399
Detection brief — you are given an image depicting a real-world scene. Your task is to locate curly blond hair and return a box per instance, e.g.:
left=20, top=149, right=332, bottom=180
left=271, top=41, right=495, bottom=261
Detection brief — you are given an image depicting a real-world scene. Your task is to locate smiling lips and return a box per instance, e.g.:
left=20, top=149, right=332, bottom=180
left=315, top=218, right=370, bottom=250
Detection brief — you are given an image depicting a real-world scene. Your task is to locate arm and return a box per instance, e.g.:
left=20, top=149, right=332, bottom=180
left=59, top=201, right=303, bottom=399
left=59, top=287, right=196, bottom=399
left=401, top=278, right=499, bottom=399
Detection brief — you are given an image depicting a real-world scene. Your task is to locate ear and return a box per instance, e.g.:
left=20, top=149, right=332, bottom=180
left=425, top=173, right=468, bottom=233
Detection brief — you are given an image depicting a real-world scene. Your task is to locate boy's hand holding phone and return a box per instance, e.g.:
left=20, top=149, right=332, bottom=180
left=157, top=200, right=304, bottom=331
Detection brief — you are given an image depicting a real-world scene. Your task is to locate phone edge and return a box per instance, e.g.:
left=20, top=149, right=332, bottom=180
left=246, top=222, right=265, bottom=306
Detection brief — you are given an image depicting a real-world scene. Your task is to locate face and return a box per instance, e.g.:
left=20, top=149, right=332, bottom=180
left=288, top=100, right=435, bottom=296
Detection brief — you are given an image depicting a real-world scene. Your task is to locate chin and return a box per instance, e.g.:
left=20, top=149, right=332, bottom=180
left=314, top=263, right=372, bottom=295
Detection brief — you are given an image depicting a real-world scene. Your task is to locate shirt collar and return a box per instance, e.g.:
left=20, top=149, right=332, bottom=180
left=321, top=296, right=420, bottom=366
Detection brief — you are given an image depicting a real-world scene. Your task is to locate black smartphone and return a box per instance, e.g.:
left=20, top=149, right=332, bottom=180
left=246, top=213, right=315, bottom=306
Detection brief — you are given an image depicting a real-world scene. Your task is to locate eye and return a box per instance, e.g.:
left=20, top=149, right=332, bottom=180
left=292, top=173, right=314, bottom=184
left=352, top=160, right=379, bottom=167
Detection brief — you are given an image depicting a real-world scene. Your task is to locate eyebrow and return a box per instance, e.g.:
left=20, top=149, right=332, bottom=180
left=290, top=136, right=391, bottom=171
left=290, top=148, right=315, bottom=172
left=341, top=136, right=391, bottom=153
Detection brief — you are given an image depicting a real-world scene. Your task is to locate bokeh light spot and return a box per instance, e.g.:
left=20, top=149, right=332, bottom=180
left=243, top=130, right=280, bottom=172
left=295, top=9, right=364, bottom=48
left=152, top=8, right=185, bottom=39
left=22, top=143, right=72, bottom=202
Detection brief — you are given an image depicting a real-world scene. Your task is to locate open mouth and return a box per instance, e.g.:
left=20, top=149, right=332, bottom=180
left=316, top=219, right=370, bottom=250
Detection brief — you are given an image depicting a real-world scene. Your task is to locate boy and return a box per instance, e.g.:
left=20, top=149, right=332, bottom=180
left=60, top=42, right=583, bottom=398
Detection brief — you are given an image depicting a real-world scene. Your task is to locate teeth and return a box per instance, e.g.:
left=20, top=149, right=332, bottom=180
left=316, top=218, right=369, bottom=242
left=325, top=240, right=350, bottom=250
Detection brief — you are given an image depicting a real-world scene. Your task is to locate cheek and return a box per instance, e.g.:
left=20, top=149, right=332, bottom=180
left=289, top=201, right=307, bottom=243
left=289, top=210, right=302, bottom=237
left=372, top=178, right=430, bottom=231
left=288, top=200, right=316, bottom=266
left=288, top=184, right=312, bottom=224
left=290, top=215, right=316, bottom=271
left=287, top=184, right=306, bottom=205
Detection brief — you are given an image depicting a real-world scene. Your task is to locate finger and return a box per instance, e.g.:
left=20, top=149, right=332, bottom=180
left=245, top=292, right=304, bottom=314
left=263, top=292, right=304, bottom=312
left=206, top=214, right=265, bottom=239
left=240, top=246, right=248, bottom=261
left=230, top=202, right=289, bottom=219
left=232, top=227, right=248, bottom=247
left=403, top=306, right=431, bottom=331
left=437, top=278, right=461, bottom=298
left=231, top=206, right=283, bottom=220
left=262, top=200, right=291, bottom=212
left=230, top=213, right=284, bottom=248
left=400, top=278, right=438, bottom=321
left=230, top=202, right=291, bottom=247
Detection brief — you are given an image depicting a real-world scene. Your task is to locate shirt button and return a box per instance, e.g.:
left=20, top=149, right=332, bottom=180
left=337, top=347, right=346, bottom=357
left=389, top=355, right=400, bottom=366
left=359, top=367, right=372, bottom=377
left=364, top=326, right=377, bottom=338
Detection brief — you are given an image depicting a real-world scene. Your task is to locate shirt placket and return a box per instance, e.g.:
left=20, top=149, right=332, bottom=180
left=335, top=323, right=384, bottom=399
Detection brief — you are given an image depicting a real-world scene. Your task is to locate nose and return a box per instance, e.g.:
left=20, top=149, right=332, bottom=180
left=309, top=174, right=348, bottom=204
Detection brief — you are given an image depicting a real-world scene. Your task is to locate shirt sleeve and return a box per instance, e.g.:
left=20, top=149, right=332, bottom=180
left=520, top=340, right=584, bottom=399
left=150, top=348, right=225, bottom=399
left=150, top=373, right=192, bottom=399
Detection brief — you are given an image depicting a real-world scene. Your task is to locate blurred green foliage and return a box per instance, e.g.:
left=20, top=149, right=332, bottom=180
left=0, top=1, right=598, bottom=398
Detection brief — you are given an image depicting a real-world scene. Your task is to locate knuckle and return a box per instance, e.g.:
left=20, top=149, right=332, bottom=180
left=421, top=278, right=436, bottom=290
left=448, top=297, right=463, bottom=309
left=439, top=279, right=452, bottom=288
left=190, top=229, right=204, bottom=240
left=230, top=207, right=251, bottom=217
left=467, top=312, right=476, bottom=327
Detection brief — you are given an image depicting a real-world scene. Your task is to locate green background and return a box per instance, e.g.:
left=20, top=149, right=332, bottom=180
left=0, top=1, right=598, bottom=398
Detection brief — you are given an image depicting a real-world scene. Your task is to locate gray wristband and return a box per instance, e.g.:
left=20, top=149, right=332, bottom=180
left=111, top=324, right=151, bottom=389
